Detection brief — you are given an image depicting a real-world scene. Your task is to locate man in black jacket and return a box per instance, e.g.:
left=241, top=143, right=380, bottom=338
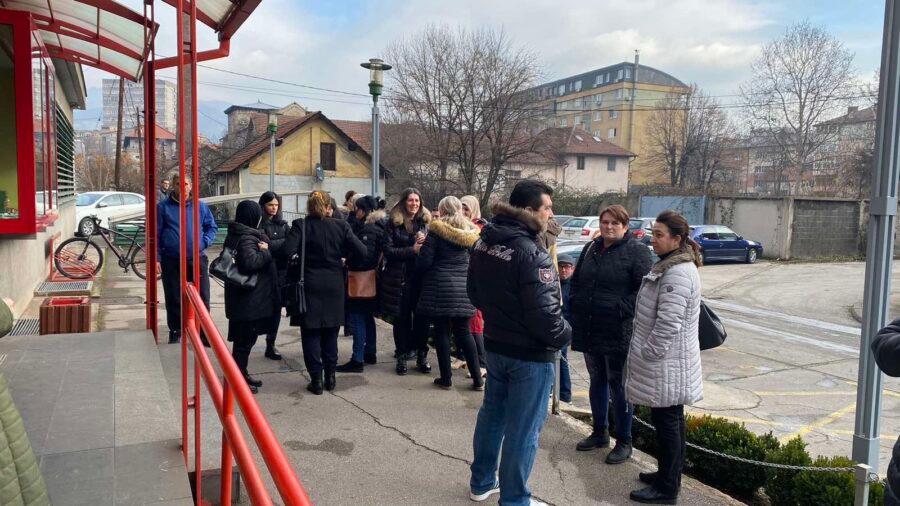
left=873, top=320, right=900, bottom=506
left=467, top=180, right=572, bottom=505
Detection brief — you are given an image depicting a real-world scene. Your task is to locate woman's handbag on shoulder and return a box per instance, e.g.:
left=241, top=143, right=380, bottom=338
left=210, top=246, right=258, bottom=289
left=347, top=270, right=377, bottom=299
left=698, top=300, right=727, bottom=350
left=286, top=219, right=308, bottom=316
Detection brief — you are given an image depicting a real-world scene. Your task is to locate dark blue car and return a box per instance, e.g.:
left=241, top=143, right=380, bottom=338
left=690, top=225, right=763, bottom=264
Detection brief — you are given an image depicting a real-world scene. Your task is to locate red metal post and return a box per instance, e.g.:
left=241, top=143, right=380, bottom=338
left=144, top=1, right=158, bottom=343
left=220, top=382, right=234, bottom=504
left=194, top=352, right=202, bottom=504
left=190, top=0, right=200, bottom=293
left=176, top=0, right=189, bottom=466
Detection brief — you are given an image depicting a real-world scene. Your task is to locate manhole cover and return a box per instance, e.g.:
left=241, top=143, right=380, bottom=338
left=96, top=296, right=144, bottom=305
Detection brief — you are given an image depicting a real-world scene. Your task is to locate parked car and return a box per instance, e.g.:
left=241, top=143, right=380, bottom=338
left=75, top=191, right=146, bottom=236
left=553, top=215, right=575, bottom=227
left=560, top=216, right=599, bottom=240
left=557, top=238, right=657, bottom=263
left=628, top=217, right=655, bottom=244
left=691, top=225, right=763, bottom=264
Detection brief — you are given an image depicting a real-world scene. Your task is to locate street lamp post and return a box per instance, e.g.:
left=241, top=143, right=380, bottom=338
left=268, top=111, right=278, bottom=192
left=361, top=58, right=391, bottom=198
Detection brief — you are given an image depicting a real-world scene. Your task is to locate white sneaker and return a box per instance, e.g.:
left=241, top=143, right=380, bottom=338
left=469, top=483, right=500, bottom=502
left=530, top=499, right=549, bottom=505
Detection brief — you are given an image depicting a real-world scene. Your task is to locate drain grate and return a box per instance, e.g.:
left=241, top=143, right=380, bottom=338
left=9, top=318, right=39, bottom=336
left=34, top=281, right=93, bottom=295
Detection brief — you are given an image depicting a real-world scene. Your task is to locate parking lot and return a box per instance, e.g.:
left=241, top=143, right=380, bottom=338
left=563, top=259, right=900, bottom=474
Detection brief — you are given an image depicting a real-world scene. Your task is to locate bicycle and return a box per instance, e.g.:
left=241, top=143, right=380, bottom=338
left=54, top=216, right=161, bottom=280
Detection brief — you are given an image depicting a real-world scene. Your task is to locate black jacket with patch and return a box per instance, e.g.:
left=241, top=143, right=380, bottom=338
left=416, top=219, right=480, bottom=318
left=467, top=202, right=571, bottom=363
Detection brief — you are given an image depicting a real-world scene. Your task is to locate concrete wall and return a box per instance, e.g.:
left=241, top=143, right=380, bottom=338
left=790, top=200, right=862, bottom=258
left=709, top=197, right=793, bottom=259
left=0, top=202, right=75, bottom=317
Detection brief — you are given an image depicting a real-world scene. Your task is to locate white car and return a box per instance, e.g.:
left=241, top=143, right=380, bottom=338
left=75, top=191, right=146, bottom=236
left=560, top=216, right=600, bottom=240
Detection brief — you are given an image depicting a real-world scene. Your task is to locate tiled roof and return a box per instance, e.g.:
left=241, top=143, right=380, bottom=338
left=818, top=106, right=876, bottom=126
left=543, top=127, right=635, bottom=157
left=124, top=123, right=175, bottom=141
left=214, top=113, right=388, bottom=175
left=223, top=100, right=280, bottom=115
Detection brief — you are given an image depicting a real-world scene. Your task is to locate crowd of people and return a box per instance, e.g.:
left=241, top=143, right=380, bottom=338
left=156, top=178, right=705, bottom=505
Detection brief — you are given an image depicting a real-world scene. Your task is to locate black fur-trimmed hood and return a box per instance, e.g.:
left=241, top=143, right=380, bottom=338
left=490, top=202, right=545, bottom=234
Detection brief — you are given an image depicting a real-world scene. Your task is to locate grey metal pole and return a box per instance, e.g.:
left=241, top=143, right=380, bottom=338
left=269, top=133, right=276, bottom=192
left=372, top=98, right=380, bottom=198
left=853, top=2, right=900, bottom=504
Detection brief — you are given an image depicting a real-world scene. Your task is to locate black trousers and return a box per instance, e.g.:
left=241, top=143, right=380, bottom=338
left=393, top=285, right=429, bottom=355
left=472, top=332, right=487, bottom=368
left=232, top=333, right=259, bottom=377
left=302, top=327, right=339, bottom=376
left=650, top=404, right=686, bottom=496
left=433, top=316, right=481, bottom=384
left=160, top=255, right=210, bottom=337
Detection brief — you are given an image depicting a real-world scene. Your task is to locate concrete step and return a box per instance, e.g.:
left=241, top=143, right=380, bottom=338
left=0, top=329, right=193, bottom=505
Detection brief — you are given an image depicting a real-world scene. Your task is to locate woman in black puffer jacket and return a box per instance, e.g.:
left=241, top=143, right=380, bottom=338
left=223, top=200, right=281, bottom=394
left=258, top=191, right=289, bottom=361
left=380, top=188, right=432, bottom=376
left=416, top=196, right=483, bottom=391
left=336, top=196, right=388, bottom=372
left=874, top=320, right=900, bottom=505
left=570, top=205, right=653, bottom=463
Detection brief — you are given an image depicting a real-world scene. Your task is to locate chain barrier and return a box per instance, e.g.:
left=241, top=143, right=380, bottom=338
left=556, top=353, right=880, bottom=482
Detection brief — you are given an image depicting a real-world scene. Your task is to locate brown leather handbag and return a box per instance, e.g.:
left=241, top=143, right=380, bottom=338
left=347, top=269, right=378, bottom=299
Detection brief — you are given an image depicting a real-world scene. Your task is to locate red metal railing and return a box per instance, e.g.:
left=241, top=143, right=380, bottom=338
left=182, top=283, right=313, bottom=505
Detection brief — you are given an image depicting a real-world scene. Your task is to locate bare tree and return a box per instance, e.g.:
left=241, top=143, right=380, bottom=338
left=740, top=21, right=855, bottom=195
left=384, top=25, right=542, bottom=205
left=645, top=84, right=735, bottom=190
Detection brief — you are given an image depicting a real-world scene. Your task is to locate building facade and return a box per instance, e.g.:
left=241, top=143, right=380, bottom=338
left=101, top=78, right=177, bottom=133
left=221, top=101, right=307, bottom=149
left=532, top=58, right=690, bottom=187
left=0, top=10, right=86, bottom=316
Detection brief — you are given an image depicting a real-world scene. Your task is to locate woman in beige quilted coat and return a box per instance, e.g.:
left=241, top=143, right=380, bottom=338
left=625, top=210, right=703, bottom=505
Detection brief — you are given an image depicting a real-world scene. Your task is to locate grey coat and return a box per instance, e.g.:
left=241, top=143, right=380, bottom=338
left=625, top=248, right=703, bottom=408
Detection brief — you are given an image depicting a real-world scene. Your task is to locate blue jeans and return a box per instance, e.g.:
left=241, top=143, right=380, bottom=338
left=348, top=310, right=376, bottom=362
left=584, top=352, right=632, bottom=442
left=558, top=346, right=572, bottom=403
left=470, top=351, right=554, bottom=506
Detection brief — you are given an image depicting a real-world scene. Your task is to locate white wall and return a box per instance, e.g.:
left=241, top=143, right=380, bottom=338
left=513, top=155, right=629, bottom=193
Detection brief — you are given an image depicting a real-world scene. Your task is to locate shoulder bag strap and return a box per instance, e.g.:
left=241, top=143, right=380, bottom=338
left=300, top=219, right=307, bottom=285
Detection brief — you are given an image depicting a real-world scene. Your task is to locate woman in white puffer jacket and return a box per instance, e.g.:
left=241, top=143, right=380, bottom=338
left=625, top=210, right=703, bottom=505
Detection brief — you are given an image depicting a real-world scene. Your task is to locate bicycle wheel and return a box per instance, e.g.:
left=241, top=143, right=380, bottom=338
left=130, top=245, right=160, bottom=280
left=54, top=238, right=103, bottom=279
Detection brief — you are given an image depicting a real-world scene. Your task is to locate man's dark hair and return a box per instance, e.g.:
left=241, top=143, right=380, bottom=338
left=509, top=180, right=553, bottom=210
left=344, top=190, right=357, bottom=203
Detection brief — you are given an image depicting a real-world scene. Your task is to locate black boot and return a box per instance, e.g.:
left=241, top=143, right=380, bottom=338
left=306, top=372, right=324, bottom=395
left=324, top=369, right=336, bottom=391
left=639, top=472, right=658, bottom=485
left=605, top=441, right=633, bottom=464
left=245, top=374, right=263, bottom=388
left=629, top=486, right=677, bottom=505
left=336, top=360, right=364, bottom=373
left=416, top=350, right=432, bottom=374
left=265, top=337, right=282, bottom=360
left=576, top=428, right=610, bottom=451
left=396, top=356, right=408, bottom=376
left=168, top=331, right=180, bottom=344
left=364, top=353, right=378, bottom=365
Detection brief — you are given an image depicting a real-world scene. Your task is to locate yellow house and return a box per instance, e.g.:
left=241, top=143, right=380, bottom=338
left=213, top=112, right=386, bottom=199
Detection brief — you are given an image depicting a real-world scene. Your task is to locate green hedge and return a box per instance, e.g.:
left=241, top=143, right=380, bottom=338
left=626, top=407, right=886, bottom=504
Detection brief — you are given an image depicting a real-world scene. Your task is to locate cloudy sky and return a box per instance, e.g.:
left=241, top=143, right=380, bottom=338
left=77, top=0, right=885, bottom=137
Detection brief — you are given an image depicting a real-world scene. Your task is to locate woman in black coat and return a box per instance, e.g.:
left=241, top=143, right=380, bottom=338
left=284, top=191, right=366, bottom=395
left=873, top=320, right=900, bottom=505
left=224, top=200, right=281, bottom=394
left=258, top=191, right=289, bottom=361
left=336, top=196, right=388, bottom=373
left=570, top=205, right=653, bottom=463
left=380, top=188, right=432, bottom=376
left=416, top=196, right=483, bottom=391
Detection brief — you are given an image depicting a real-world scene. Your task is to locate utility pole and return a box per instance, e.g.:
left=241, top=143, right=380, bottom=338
left=361, top=58, right=392, bottom=198
left=627, top=49, right=639, bottom=153
left=113, top=78, right=125, bottom=190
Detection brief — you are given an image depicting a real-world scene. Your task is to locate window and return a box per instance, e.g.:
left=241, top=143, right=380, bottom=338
left=574, top=80, right=582, bottom=92
left=608, top=128, right=617, bottom=139
left=558, top=84, right=565, bottom=95
left=594, top=75, right=602, bottom=86
left=607, top=157, right=616, bottom=171
left=593, top=130, right=602, bottom=138
left=625, top=67, right=632, bottom=79
left=605, top=73, right=611, bottom=83
left=615, top=89, right=624, bottom=99
left=594, top=94, right=603, bottom=106
left=121, top=194, right=143, bottom=205
left=559, top=117, right=567, bottom=127
left=609, top=110, right=618, bottom=119
left=574, top=115, right=582, bottom=125
left=593, top=111, right=602, bottom=121
left=566, top=218, right=587, bottom=228
left=100, top=195, right=124, bottom=208
left=617, top=69, right=624, bottom=81
left=56, top=105, right=75, bottom=203
left=699, top=230, right=719, bottom=240
left=577, top=156, right=585, bottom=170
left=589, top=219, right=600, bottom=228
left=572, top=98, right=581, bottom=110
left=320, top=142, right=337, bottom=171
left=717, top=227, right=739, bottom=241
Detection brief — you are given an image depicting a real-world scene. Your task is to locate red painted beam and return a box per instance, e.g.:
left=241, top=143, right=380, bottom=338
left=30, top=14, right=143, bottom=60
left=159, top=0, right=218, bottom=31
left=45, top=44, right=136, bottom=80
left=219, top=0, right=262, bottom=39
left=153, top=38, right=229, bottom=69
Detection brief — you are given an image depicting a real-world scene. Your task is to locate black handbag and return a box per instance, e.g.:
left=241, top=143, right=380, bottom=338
left=698, top=300, right=727, bottom=350
left=210, top=246, right=258, bottom=289
left=286, top=220, right=308, bottom=316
